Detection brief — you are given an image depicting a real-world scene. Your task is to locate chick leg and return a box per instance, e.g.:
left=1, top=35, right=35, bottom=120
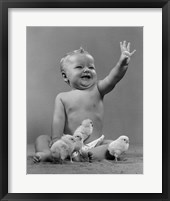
left=70, top=155, right=73, bottom=163
left=114, top=154, right=118, bottom=162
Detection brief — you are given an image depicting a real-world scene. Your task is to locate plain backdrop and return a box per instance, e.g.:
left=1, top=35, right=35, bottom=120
left=27, top=27, right=143, bottom=145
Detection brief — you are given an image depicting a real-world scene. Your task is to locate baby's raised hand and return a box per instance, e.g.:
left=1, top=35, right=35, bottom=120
left=119, top=41, right=136, bottom=66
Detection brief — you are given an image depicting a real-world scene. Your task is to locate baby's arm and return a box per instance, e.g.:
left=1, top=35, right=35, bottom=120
left=97, top=41, right=136, bottom=97
left=51, top=94, right=65, bottom=143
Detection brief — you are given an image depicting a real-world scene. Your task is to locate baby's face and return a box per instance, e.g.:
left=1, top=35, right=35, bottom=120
left=63, top=53, right=97, bottom=90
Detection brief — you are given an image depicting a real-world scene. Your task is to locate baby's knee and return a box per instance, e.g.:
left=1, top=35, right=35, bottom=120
left=102, top=139, right=112, bottom=145
left=36, top=135, right=51, bottom=143
left=35, top=135, right=51, bottom=152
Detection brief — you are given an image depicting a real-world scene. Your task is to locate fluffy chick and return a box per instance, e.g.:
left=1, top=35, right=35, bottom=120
left=72, top=132, right=90, bottom=162
left=73, top=119, right=93, bottom=141
left=50, top=134, right=76, bottom=163
left=73, top=133, right=84, bottom=152
left=108, top=135, right=129, bottom=161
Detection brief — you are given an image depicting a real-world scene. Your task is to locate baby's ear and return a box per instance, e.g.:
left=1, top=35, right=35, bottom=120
left=62, top=72, right=69, bottom=84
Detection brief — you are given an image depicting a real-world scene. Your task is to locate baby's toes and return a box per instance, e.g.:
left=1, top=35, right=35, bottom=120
left=33, top=156, right=39, bottom=163
left=88, top=152, right=93, bottom=163
left=33, top=154, right=41, bottom=163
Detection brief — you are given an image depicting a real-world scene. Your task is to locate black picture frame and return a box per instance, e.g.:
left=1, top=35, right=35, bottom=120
left=0, top=0, right=169, bottom=200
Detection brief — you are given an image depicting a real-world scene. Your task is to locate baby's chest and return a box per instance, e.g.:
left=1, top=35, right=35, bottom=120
left=65, top=92, right=102, bottom=112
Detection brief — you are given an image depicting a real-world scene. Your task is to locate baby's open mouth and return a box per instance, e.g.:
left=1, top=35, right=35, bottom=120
left=81, top=74, right=91, bottom=79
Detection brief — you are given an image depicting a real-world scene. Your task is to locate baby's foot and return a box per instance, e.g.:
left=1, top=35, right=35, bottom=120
left=88, top=152, right=93, bottom=163
left=74, top=151, right=93, bottom=162
left=81, top=150, right=92, bottom=162
left=33, top=152, right=43, bottom=163
left=33, top=152, right=51, bottom=163
left=72, top=151, right=90, bottom=162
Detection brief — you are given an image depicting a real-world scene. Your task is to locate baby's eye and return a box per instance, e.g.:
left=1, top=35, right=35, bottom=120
left=89, top=66, right=95, bottom=70
left=75, top=66, right=83, bottom=69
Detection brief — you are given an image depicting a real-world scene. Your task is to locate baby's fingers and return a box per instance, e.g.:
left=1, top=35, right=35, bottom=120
left=127, top=42, right=130, bottom=52
left=120, top=41, right=123, bottom=51
left=123, top=40, right=126, bottom=48
left=130, top=49, right=136, bottom=56
left=120, top=41, right=127, bottom=51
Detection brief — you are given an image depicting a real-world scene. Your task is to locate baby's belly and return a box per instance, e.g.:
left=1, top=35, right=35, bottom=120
left=64, top=110, right=103, bottom=142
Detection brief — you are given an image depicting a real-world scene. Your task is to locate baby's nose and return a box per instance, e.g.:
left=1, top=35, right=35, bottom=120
left=83, top=67, right=89, bottom=72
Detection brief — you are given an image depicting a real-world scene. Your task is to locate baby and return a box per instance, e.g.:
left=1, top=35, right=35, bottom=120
left=33, top=41, right=136, bottom=162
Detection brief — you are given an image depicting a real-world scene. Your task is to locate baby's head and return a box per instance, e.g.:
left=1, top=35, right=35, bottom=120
left=59, top=47, right=97, bottom=90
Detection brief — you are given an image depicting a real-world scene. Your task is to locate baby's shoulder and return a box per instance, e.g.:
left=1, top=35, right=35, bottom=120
left=56, top=91, right=67, bottom=99
left=56, top=91, right=73, bottom=101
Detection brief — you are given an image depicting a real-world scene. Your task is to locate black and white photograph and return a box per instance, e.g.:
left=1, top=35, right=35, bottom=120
left=27, top=26, right=143, bottom=174
left=1, top=2, right=168, bottom=199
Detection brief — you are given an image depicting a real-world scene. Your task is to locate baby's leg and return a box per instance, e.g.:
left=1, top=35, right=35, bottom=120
left=102, top=139, right=113, bottom=145
left=88, top=140, right=114, bottom=161
left=33, top=135, right=53, bottom=163
left=88, top=144, right=109, bottom=161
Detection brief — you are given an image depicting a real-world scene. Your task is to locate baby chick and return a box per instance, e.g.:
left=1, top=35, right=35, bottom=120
left=72, top=119, right=93, bottom=161
left=72, top=132, right=90, bottom=162
left=61, top=134, right=76, bottom=162
left=50, top=140, right=69, bottom=163
left=50, top=134, right=76, bottom=163
left=73, top=119, right=93, bottom=141
left=108, top=135, right=129, bottom=161
left=73, top=133, right=84, bottom=152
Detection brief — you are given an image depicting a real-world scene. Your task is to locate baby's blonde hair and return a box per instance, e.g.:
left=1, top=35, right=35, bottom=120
left=59, top=47, right=90, bottom=72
